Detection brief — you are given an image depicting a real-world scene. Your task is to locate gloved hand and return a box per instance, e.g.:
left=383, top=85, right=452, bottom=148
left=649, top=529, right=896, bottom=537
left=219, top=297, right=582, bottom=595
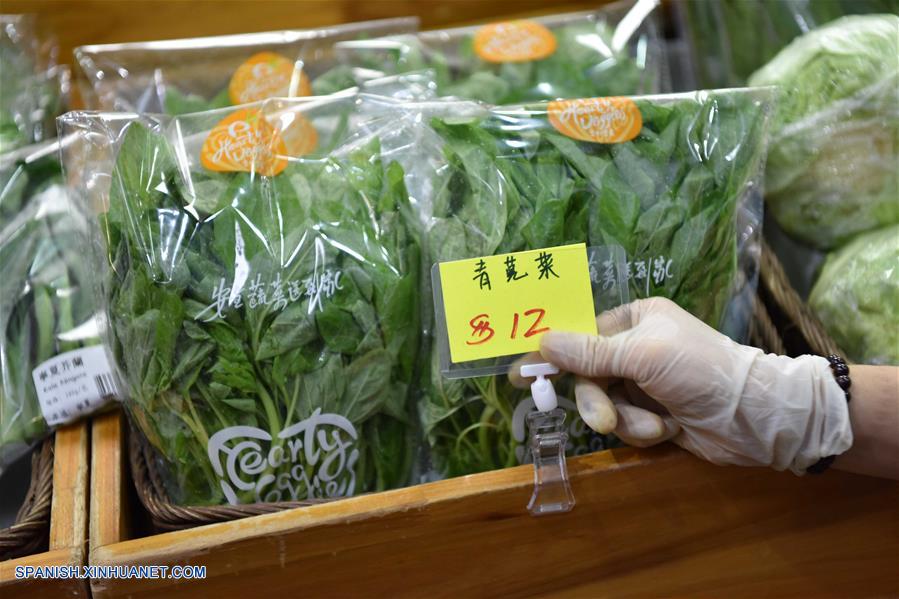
left=515, top=297, right=853, bottom=474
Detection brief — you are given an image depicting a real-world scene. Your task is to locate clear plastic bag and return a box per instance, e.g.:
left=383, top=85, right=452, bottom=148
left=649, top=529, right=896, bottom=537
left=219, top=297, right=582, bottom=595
left=60, top=94, right=424, bottom=505
left=0, top=139, right=106, bottom=476
left=382, top=88, right=772, bottom=478
left=748, top=14, right=899, bottom=250
left=333, top=0, right=666, bottom=104
left=0, top=15, right=70, bottom=154
left=809, top=224, right=899, bottom=365
left=74, top=17, right=419, bottom=113
left=678, top=0, right=899, bottom=88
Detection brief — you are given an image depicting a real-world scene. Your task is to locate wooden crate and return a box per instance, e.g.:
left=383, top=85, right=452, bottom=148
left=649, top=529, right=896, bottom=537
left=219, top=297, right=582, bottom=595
left=90, top=409, right=899, bottom=598
left=0, top=422, right=90, bottom=599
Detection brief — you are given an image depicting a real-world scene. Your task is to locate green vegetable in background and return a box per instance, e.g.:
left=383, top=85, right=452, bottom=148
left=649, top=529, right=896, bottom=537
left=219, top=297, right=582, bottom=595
left=421, top=90, right=771, bottom=477
left=162, top=66, right=359, bottom=116
left=1, top=145, right=98, bottom=472
left=344, top=12, right=658, bottom=105
left=0, top=17, right=67, bottom=154
left=99, top=119, right=420, bottom=505
left=748, top=14, right=899, bottom=250
left=682, top=0, right=899, bottom=88
left=809, top=224, right=899, bottom=365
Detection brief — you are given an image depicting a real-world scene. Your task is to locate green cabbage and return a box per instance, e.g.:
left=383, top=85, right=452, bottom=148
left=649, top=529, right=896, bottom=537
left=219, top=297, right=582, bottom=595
left=809, top=224, right=899, bottom=365
left=748, top=15, right=899, bottom=249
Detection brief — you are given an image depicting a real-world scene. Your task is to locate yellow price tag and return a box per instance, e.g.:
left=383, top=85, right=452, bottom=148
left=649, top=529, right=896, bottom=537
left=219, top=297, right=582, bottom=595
left=438, top=243, right=597, bottom=363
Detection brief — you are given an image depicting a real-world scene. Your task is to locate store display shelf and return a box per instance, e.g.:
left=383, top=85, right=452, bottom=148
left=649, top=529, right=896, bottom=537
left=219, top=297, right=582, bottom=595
left=0, top=422, right=90, bottom=599
left=89, top=410, right=898, bottom=598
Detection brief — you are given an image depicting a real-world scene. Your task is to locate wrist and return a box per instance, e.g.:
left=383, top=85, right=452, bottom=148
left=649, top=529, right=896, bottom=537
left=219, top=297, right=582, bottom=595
left=833, top=365, right=899, bottom=479
left=789, top=355, right=854, bottom=474
left=744, top=353, right=853, bottom=473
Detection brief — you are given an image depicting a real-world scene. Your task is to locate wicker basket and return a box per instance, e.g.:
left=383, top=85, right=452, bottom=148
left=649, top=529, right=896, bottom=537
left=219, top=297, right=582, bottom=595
left=758, top=240, right=842, bottom=358
left=0, top=437, right=54, bottom=560
left=129, top=429, right=329, bottom=531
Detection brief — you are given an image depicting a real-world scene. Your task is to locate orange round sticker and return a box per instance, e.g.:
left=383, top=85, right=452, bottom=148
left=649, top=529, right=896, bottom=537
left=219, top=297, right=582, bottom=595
left=274, top=112, right=318, bottom=157
left=228, top=52, right=312, bottom=105
left=200, top=108, right=289, bottom=177
left=473, top=20, right=557, bottom=63
left=547, top=98, right=643, bottom=144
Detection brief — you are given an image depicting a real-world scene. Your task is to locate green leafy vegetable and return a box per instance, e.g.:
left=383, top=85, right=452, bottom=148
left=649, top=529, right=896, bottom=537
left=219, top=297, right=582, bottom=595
left=343, top=9, right=659, bottom=105
left=1, top=144, right=98, bottom=472
left=421, top=90, right=771, bottom=477
left=748, top=14, right=899, bottom=250
left=809, top=224, right=899, bottom=365
left=99, top=118, right=420, bottom=504
left=0, top=17, right=67, bottom=153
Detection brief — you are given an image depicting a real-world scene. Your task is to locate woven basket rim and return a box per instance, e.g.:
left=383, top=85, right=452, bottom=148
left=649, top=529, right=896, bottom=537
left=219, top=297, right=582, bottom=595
left=759, top=241, right=843, bottom=358
left=0, top=436, right=54, bottom=560
left=129, top=425, right=330, bottom=531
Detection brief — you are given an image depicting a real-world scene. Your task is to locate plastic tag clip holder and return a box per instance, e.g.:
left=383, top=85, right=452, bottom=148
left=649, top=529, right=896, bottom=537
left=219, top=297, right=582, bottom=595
left=520, top=363, right=575, bottom=516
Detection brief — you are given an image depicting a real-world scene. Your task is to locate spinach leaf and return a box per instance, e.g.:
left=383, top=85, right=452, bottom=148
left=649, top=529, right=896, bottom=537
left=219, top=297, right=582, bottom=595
left=100, top=120, right=421, bottom=505
left=420, top=91, right=770, bottom=477
left=355, top=14, right=657, bottom=105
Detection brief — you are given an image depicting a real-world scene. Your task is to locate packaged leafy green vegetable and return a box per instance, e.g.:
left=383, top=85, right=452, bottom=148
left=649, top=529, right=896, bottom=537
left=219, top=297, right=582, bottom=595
left=0, top=15, right=69, bottom=154
left=334, top=0, right=665, bottom=105
left=809, top=224, right=899, bottom=365
left=1, top=139, right=109, bottom=476
left=747, top=14, right=899, bottom=250
left=61, top=94, right=423, bottom=505
left=678, top=0, right=899, bottom=88
left=390, top=89, right=772, bottom=477
left=74, top=18, right=419, bottom=113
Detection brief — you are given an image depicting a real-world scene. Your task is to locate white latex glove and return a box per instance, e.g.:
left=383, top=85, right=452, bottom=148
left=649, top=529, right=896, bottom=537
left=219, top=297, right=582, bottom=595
left=524, top=297, right=853, bottom=475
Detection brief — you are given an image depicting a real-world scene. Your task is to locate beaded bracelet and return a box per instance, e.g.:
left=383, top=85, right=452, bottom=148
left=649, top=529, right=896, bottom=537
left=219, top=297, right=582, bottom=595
left=806, top=355, right=852, bottom=475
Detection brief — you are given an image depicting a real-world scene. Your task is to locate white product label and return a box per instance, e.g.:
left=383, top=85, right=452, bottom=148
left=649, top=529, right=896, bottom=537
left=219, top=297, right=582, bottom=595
left=207, top=408, right=359, bottom=505
left=31, top=345, right=118, bottom=427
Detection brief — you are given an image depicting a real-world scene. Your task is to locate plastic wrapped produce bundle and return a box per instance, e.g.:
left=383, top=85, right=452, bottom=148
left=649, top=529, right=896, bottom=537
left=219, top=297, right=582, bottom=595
left=748, top=14, right=899, bottom=250
left=809, top=225, right=899, bottom=365
left=679, top=0, right=899, bottom=88
left=0, top=15, right=69, bottom=153
left=1, top=140, right=106, bottom=475
left=61, top=94, right=422, bottom=505
left=333, top=0, right=665, bottom=105
left=74, top=18, right=418, bottom=113
left=382, top=88, right=772, bottom=477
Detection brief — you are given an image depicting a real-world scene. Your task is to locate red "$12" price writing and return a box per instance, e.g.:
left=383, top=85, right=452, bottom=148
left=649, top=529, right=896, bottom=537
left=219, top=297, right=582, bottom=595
left=466, top=308, right=549, bottom=346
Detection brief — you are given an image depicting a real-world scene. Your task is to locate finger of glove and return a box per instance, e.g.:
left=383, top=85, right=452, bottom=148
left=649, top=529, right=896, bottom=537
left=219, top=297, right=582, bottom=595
left=624, top=379, right=670, bottom=416
left=540, top=328, right=639, bottom=379
left=615, top=413, right=682, bottom=448
left=574, top=376, right=617, bottom=434
left=596, top=303, right=634, bottom=337
left=610, top=390, right=680, bottom=446
left=509, top=303, right=631, bottom=389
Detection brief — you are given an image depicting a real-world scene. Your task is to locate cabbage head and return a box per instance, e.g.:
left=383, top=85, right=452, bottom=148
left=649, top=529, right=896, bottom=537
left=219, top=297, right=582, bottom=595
left=809, top=224, right=899, bottom=365
left=749, top=15, right=899, bottom=250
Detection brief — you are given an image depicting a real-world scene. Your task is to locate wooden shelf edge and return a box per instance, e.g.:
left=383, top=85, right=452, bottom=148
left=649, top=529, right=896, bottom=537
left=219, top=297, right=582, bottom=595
left=0, top=546, right=89, bottom=598
left=89, top=410, right=128, bottom=556
left=0, top=421, right=90, bottom=598
left=90, top=444, right=683, bottom=564
left=50, top=421, right=90, bottom=557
